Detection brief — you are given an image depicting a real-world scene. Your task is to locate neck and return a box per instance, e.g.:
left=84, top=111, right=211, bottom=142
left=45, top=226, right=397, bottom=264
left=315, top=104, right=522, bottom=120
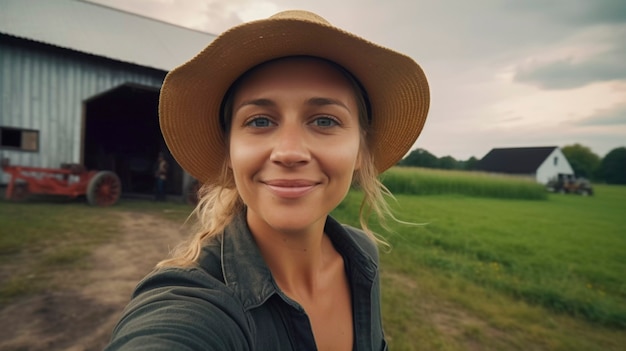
left=247, top=211, right=336, bottom=297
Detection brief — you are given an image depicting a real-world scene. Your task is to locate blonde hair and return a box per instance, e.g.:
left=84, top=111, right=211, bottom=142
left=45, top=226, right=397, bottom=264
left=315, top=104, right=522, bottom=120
left=157, top=57, right=395, bottom=268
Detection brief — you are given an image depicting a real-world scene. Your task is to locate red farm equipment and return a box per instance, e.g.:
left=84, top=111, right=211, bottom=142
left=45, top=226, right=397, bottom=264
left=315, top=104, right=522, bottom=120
left=1, top=158, right=121, bottom=206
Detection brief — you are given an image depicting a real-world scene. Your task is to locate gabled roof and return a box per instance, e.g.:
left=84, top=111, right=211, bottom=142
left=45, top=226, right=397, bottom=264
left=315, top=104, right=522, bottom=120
left=477, top=146, right=558, bottom=174
left=0, top=0, right=216, bottom=72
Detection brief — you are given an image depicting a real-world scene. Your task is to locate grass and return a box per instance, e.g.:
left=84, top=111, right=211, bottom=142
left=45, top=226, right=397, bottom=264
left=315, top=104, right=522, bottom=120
left=333, top=182, right=626, bottom=350
left=0, top=195, right=191, bottom=304
left=0, top=197, right=118, bottom=303
left=1, top=170, right=624, bottom=350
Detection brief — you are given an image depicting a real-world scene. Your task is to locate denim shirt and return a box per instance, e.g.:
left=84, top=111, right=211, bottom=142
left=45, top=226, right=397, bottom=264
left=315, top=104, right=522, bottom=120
left=106, top=213, right=387, bottom=350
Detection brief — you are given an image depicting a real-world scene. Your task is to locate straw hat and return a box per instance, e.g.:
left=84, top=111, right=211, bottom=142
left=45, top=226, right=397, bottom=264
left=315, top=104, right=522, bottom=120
left=159, top=10, right=430, bottom=184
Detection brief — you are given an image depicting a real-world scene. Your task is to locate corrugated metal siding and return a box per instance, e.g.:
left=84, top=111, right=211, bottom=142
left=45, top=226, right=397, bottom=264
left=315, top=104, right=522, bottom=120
left=0, top=39, right=165, bottom=183
left=0, top=0, right=215, bottom=72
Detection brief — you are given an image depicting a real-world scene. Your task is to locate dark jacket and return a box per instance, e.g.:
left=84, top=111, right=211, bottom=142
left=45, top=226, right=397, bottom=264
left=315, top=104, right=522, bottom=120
left=105, top=213, right=387, bottom=350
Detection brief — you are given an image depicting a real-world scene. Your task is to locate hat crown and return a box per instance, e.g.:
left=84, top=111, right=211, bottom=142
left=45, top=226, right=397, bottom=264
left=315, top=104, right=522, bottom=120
left=269, top=10, right=331, bottom=25
left=160, top=10, right=429, bottom=183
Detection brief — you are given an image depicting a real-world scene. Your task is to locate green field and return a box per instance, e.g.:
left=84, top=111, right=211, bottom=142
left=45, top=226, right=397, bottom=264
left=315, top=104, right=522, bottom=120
left=382, top=167, right=548, bottom=200
left=1, top=167, right=625, bottom=350
left=335, top=172, right=626, bottom=350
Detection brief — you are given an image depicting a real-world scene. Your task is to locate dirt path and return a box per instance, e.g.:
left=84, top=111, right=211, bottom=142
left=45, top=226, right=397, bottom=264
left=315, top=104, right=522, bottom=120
left=0, top=212, right=186, bottom=351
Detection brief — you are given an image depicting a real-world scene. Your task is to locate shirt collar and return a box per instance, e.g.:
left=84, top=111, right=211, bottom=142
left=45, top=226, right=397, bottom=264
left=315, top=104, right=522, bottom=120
left=219, top=211, right=378, bottom=311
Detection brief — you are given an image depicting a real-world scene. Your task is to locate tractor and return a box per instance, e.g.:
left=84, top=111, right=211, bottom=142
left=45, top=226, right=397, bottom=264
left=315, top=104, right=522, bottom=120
left=547, top=173, right=594, bottom=196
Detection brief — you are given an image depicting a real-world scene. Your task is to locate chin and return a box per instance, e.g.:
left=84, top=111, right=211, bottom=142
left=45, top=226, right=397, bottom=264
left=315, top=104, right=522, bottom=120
left=247, top=205, right=329, bottom=235
left=271, top=213, right=327, bottom=233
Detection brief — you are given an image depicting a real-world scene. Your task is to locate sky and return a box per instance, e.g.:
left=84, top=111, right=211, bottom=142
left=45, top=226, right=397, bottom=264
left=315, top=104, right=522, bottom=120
left=87, top=0, right=626, bottom=160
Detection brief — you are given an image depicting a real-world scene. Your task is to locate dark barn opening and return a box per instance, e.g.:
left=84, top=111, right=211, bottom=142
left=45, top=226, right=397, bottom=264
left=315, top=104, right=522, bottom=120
left=83, top=83, right=182, bottom=198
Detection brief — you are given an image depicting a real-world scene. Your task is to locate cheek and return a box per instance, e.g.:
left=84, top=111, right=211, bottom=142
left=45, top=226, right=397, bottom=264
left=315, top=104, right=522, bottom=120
left=228, top=144, right=243, bottom=173
left=354, top=145, right=365, bottom=171
left=326, top=140, right=362, bottom=175
left=228, top=140, right=262, bottom=174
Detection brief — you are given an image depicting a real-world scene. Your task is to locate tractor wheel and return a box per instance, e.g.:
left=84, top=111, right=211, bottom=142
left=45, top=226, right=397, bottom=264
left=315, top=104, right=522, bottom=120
left=9, top=182, right=29, bottom=201
left=86, top=171, right=121, bottom=206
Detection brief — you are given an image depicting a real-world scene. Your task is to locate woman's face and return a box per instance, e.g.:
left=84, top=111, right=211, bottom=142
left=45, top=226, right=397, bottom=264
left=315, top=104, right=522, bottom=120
left=228, top=57, right=362, bottom=234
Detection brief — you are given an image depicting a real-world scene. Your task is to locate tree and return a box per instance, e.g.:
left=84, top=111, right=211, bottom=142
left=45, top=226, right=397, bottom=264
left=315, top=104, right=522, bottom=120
left=464, top=156, right=479, bottom=170
left=438, top=155, right=459, bottom=170
left=561, top=144, right=600, bottom=179
left=599, top=147, right=626, bottom=184
left=398, top=148, right=438, bottom=168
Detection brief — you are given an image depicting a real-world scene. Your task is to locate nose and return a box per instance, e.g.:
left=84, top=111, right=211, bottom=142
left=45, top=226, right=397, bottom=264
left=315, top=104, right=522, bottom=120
left=269, top=123, right=311, bottom=167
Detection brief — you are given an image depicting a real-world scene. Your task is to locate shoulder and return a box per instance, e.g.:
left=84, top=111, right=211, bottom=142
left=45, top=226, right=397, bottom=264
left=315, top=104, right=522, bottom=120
left=132, top=265, right=228, bottom=297
left=106, top=266, right=252, bottom=350
left=325, top=216, right=380, bottom=264
left=340, top=224, right=380, bottom=263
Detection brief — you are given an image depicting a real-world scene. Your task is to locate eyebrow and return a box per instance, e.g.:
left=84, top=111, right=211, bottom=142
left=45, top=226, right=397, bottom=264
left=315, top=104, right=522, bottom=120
left=235, top=97, right=350, bottom=112
left=306, top=97, right=350, bottom=111
left=235, top=98, right=275, bottom=110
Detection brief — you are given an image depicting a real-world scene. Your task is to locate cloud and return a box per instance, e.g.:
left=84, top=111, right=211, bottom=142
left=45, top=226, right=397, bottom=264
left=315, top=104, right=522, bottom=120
left=576, top=103, right=626, bottom=126
left=82, top=0, right=626, bottom=160
left=235, top=1, right=280, bottom=22
left=85, top=0, right=255, bottom=34
left=513, top=26, right=626, bottom=89
left=514, top=49, right=626, bottom=89
left=501, top=1, right=626, bottom=90
left=502, top=0, right=626, bottom=27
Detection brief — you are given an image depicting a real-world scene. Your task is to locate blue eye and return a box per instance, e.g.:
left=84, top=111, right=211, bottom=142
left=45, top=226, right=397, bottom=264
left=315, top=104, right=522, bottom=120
left=312, top=117, right=339, bottom=127
left=247, top=117, right=273, bottom=128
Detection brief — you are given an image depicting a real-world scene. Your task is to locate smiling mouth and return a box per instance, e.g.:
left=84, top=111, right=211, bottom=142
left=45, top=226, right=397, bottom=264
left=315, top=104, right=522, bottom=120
left=263, top=180, right=318, bottom=198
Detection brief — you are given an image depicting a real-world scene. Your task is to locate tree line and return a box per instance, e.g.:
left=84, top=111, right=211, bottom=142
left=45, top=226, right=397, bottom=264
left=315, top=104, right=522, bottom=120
left=397, top=145, right=626, bottom=185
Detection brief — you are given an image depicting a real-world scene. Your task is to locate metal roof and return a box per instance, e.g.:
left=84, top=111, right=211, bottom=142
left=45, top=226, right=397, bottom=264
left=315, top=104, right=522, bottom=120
left=0, top=0, right=216, bottom=71
left=477, top=146, right=559, bottom=174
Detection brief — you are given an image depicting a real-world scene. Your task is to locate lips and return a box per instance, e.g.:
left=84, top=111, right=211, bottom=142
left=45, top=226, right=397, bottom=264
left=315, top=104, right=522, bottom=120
left=263, top=179, right=318, bottom=198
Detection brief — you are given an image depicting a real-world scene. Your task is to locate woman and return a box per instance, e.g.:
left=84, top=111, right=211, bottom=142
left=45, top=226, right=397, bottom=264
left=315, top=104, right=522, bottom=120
left=106, top=10, right=429, bottom=351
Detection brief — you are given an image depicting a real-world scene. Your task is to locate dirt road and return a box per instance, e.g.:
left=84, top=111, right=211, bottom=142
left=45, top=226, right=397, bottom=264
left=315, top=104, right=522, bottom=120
left=0, top=212, right=186, bottom=351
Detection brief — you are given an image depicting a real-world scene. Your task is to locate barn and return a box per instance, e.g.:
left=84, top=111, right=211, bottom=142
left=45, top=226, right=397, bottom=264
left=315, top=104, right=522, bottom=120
left=0, top=0, right=215, bottom=199
left=476, top=146, right=575, bottom=184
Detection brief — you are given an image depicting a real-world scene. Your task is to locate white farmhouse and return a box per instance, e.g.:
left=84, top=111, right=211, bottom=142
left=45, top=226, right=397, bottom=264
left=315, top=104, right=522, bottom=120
left=477, top=146, right=575, bottom=184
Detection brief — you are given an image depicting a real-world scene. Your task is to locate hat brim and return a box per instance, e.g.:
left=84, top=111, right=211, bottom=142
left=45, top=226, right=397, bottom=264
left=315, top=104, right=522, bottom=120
left=160, top=15, right=430, bottom=184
